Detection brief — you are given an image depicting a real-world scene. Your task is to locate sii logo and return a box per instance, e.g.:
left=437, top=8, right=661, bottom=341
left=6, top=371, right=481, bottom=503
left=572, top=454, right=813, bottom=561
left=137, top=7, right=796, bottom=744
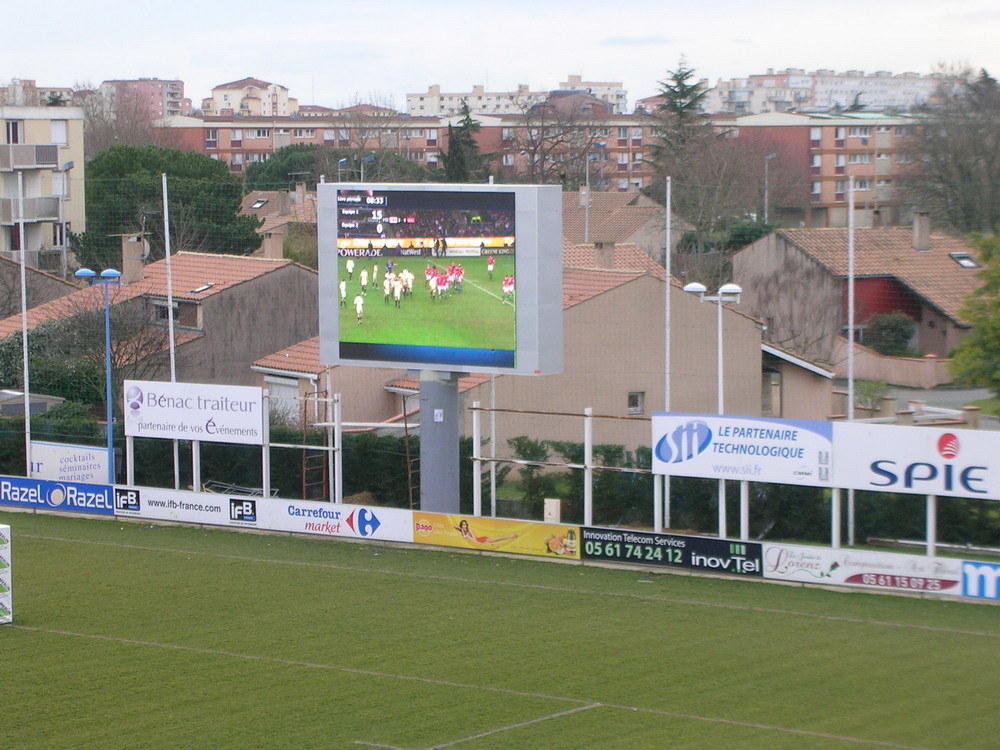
left=230, top=499, right=257, bottom=523
left=655, top=420, right=713, bottom=464
left=346, top=508, right=381, bottom=537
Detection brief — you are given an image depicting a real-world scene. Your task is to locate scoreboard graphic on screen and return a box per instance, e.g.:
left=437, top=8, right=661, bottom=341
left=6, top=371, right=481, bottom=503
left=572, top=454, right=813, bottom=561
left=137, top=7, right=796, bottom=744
left=317, top=183, right=562, bottom=376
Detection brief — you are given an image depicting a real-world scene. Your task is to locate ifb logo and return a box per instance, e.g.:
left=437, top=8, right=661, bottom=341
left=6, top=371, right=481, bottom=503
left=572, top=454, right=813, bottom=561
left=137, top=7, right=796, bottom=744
left=114, top=488, right=141, bottom=512
left=655, top=420, right=713, bottom=464
left=230, top=499, right=257, bottom=523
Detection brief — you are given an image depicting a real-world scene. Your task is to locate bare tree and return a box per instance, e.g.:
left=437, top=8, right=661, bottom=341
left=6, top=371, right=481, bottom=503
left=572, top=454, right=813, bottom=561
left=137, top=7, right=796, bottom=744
left=333, top=94, right=409, bottom=153
left=503, top=93, right=609, bottom=185
left=33, top=288, right=171, bottom=417
left=77, top=81, right=171, bottom=159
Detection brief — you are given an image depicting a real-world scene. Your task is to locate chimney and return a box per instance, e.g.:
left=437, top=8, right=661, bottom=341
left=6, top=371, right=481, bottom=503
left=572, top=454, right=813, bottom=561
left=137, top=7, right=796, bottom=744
left=120, top=234, right=148, bottom=284
left=912, top=212, right=931, bottom=252
left=871, top=209, right=881, bottom=228
left=594, top=241, right=615, bottom=269
left=295, top=182, right=306, bottom=204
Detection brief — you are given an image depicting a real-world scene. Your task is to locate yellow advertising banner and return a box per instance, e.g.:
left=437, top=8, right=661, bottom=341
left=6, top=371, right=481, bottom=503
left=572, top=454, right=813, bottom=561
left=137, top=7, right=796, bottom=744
left=412, top=513, right=581, bottom=560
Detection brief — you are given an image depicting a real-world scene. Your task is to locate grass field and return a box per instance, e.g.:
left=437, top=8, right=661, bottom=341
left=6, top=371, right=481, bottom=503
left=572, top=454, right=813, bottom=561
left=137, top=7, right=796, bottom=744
left=3, top=509, right=998, bottom=749
left=338, top=255, right=516, bottom=349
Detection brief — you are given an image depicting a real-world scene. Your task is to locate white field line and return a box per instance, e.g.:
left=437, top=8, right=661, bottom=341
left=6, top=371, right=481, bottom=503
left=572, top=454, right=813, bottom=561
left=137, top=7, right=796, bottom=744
left=20, top=533, right=1000, bottom=640
left=11, top=625, right=933, bottom=750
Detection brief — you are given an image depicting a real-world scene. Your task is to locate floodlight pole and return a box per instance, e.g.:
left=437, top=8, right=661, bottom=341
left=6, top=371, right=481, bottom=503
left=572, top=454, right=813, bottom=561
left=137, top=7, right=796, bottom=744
left=75, top=267, right=122, bottom=484
left=683, top=282, right=742, bottom=539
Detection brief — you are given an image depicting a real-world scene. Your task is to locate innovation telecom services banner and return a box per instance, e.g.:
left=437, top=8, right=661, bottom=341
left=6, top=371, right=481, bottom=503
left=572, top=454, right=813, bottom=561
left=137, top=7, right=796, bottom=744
left=652, top=413, right=833, bottom=485
left=123, top=380, right=265, bottom=446
left=581, top=527, right=762, bottom=576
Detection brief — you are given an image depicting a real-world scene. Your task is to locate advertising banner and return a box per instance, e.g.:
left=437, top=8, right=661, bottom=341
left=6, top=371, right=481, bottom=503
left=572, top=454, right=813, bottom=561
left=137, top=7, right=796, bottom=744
left=652, top=413, right=833, bottom=485
left=0, top=476, right=114, bottom=516
left=961, top=560, right=1000, bottom=602
left=832, top=423, right=1000, bottom=500
left=412, top=513, right=580, bottom=559
left=581, top=527, right=762, bottom=577
left=761, top=543, right=963, bottom=596
left=29, top=441, right=110, bottom=484
left=261, top=499, right=413, bottom=543
left=123, top=380, right=264, bottom=446
left=112, top=486, right=229, bottom=526
left=0, top=523, right=10, bottom=624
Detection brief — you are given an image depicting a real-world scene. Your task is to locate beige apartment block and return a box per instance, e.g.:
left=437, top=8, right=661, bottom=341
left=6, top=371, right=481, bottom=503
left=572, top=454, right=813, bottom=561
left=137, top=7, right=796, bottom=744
left=1, top=105, right=85, bottom=273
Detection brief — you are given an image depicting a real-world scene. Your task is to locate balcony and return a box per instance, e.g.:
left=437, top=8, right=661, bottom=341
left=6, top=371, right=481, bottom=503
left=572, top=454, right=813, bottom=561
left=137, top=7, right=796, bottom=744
left=0, top=144, right=59, bottom=171
left=0, top=196, right=61, bottom=225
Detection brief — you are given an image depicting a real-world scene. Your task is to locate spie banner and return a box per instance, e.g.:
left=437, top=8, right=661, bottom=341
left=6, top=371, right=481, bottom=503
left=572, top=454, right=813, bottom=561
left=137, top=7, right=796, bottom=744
left=123, top=380, right=264, bottom=446
left=652, top=413, right=834, bottom=486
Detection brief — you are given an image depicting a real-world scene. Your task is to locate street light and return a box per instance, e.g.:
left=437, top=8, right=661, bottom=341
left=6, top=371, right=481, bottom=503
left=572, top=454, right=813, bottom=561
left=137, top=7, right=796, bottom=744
left=75, top=267, right=122, bottom=484
left=763, top=152, right=777, bottom=224
left=683, top=281, right=742, bottom=538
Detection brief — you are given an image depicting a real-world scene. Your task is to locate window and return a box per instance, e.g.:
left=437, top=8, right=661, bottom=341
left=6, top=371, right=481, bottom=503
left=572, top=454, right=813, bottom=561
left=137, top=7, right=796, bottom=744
left=848, top=153, right=871, bottom=164
left=51, top=171, right=67, bottom=197
left=8, top=227, right=21, bottom=251
left=52, top=222, right=66, bottom=247
left=811, top=181, right=822, bottom=194
left=835, top=127, right=846, bottom=141
left=250, top=198, right=268, bottom=209
left=835, top=154, right=846, bottom=167
left=855, top=179, right=871, bottom=190
left=810, top=155, right=822, bottom=169
left=50, top=120, right=68, bottom=145
left=632, top=152, right=643, bottom=163
left=876, top=151, right=890, bottom=160
left=293, top=129, right=315, bottom=138
left=502, top=128, right=515, bottom=140
left=617, top=127, right=628, bottom=139
left=627, top=392, right=645, bottom=416
left=205, top=128, right=218, bottom=148
left=250, top=129, right=270, bottom=139
left=835, top=180, right=847, bottom=193
left=848, top=126, right=871, bottom=137
left=502, top=154, right=515, bottom=166
left=592, top=126, right=609, bottom=137
left=949, top=252, right=981, bottom=268
left=230, top=129, right=242, bottom=145
left=809, top=127, right=821, bottom=141
left=5, top=121, right=22, bottom=144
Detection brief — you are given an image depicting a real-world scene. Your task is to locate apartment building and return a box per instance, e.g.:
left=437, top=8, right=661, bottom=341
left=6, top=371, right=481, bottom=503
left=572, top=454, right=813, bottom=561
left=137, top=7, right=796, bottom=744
left=0, top=79, right=76, bottom=107
left=721, top=111, right=918, bottom=227
left=1, top=105, right=85, bottom=272
left=706, top=68, right=945, bottom=115
left=99, top=78, right=192, bottom=119
left=406, top=76, right=628, bottom=116
left=160, top=106, right=657, bottom=191
left=201, top=77, right=299, bottom=117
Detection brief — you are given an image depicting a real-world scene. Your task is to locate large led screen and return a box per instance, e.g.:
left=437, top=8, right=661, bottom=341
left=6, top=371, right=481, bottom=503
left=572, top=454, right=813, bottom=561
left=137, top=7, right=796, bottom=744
left=318, top=183, right=562, bottom=375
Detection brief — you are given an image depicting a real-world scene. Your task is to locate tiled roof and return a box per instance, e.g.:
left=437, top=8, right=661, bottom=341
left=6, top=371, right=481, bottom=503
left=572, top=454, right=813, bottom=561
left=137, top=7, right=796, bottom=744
left=213, top=77, right=278, bottom=90
left=241, top=191, right=318, bottom=233
left=563, top=240, right=667, bottom=280
left=563, top=267, right=647, bottom=309
left=0, top=252, right=307, bottom=341
left=253, top=336, right=325, bottom=377
left=777, top=227, right=982, bottom=323
left=384, top=372, right=492, bottom=394
left=561, top=191, right=662, bottom=244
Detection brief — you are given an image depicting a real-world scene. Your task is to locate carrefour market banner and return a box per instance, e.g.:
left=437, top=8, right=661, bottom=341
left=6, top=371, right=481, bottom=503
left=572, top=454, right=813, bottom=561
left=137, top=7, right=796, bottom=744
left=652, top=413, right=833, bottom=486
left=123, top=380, right=264, bottom=446
left=832, top=423, right=1000, bottom=500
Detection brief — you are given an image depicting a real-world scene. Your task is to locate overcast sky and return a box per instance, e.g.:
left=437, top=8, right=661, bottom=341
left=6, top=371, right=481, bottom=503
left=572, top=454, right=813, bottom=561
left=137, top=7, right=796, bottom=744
left=5, top=0, right=999, bottom=110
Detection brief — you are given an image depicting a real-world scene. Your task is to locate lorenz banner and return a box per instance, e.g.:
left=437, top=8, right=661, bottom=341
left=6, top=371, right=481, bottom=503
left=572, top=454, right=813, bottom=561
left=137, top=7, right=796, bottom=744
left=412, top=512, right=580, bottom=559
left=652, top=413, right=833, bottom=486
left=123, top=380, right=264, bottom=446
